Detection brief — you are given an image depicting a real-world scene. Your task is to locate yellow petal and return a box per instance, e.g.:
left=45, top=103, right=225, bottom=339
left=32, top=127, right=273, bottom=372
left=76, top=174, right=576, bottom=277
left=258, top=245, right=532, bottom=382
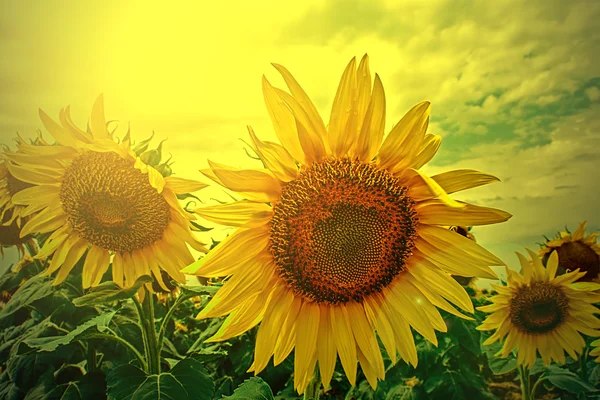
left=198, top=256, right=274, bottom=319
left=408, top=168, right=465, bottom=208
left=416, top=200, right=512, bottom=226
left=572, top=221, right=587, bottom=241
left=247, top=126, right=298, bottom=182
left=354, top=54, right=372, bottom=145
left=275, top=88, right=326, bottom=162
left=294, top=301, right=320, bottom=392
left=250, top=284, right=294, bottom=373
left=385, top=280, right=439, bottom=345
left=273, top=296, right=302, bottom=365
left=164, top=176, right=208, bottom=194
left=347, top=301, right=384, bottom=379
left=39, top=108, right=78, bottom=147
left=182, top=225, right=270, bottom=277
left=53, top=239, right=88, bottom=285
left=412, top=169, right=500, bottom=198
left=419, top=225, right=505, bottom=266
left=60, top=106, right=91, bottom=143
left=328, top=57, right=357, bottom=158
left=357, top=346, right=378, bottom=390
left=379, top=295, right=418, bottom=366
left=112, top=252, right=124, bottom=287
left=330, top=304, right=357, bottom=386
left=7, top=163, right=60, bottom=186
left=378, top=101, right=430, bottom=172
left=208, top=160, right=281, bottom=201
left=82, top=245, right=110, bottom=288
left=11, top=185, right=59, bottom=206
left=414, top=240, right=497, bottom=280
left=355, top=74, right=386, bottom=162
left=363, top=295, right=396, bottom=364
left=271, top=63, right=327, bottom=139
left=410, top=134, right=442, bottom=170
left=262, top=76, right=305, bottom=163
left=195, top=200, right=272, bottom=228
left=317, top=305, right=337, bottom=389
left=207, top=290, right=271, bottom=342
left=90, top=94, right=110, bottom=139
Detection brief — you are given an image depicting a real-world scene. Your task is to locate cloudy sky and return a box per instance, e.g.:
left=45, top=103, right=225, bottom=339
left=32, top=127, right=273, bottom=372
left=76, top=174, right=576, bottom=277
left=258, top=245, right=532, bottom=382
left=1, top=0, right=599, bottom=282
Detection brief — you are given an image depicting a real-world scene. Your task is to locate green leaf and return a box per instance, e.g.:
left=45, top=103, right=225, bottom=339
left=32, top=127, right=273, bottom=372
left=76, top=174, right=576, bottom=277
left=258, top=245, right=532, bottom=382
left=482, top=339, right=517, bottom=375
left=24, top=311, right=117, bottom=351
left=73, top=275, right=153, bottom=307
left=24, top=370, right=106, bottom=400
left=588, top=364, right=600, bottom=388
left=545, top=365, right=598, bottom=394
left=180, top=285, right=220, bottom=298
left=447, top=317, right=480, bottom=356
left=222, top=377, right=274, bottom=400
left=0, top=274, right=54, bottom=323
left=106, top=358, right=214, bottom=400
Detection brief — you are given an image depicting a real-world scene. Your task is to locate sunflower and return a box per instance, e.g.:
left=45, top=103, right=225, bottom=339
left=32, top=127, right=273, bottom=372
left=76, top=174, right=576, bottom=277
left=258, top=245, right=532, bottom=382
left=478, top=249, right=600, bottom=367
left=0, top=138, right=39, bottom=256
left=5, top=95, right=208, bottom=290
left=539, top=221, right=600, bottom=282
left=184, top=55, right=511, bottom=393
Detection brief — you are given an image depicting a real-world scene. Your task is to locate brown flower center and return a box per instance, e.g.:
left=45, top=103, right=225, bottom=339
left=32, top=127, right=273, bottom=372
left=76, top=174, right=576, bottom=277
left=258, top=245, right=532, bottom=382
left=509, top=282, right=569, bottom=334
left=555, top=241, right=600, bottom=282
left=59, top=151, right=170, bottom=253
left=269, top=158, right=417, bottom=304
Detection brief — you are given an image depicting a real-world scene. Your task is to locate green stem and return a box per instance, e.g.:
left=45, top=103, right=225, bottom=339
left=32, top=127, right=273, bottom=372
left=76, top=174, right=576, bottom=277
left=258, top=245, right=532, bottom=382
left=530, top=375, right=547, bottom=400
left=132, top=295, right=151, bottom=373
left=87, top=342, right=98, bottom=373
left=142, top=289, right=160, bottom=374
left=518, top=365, right=531, bottom=400
left=304, top=367, right=321, bottom=400
left=85, top=333, right=147, bottom=371
left=157, top=294, right=188, bottom=358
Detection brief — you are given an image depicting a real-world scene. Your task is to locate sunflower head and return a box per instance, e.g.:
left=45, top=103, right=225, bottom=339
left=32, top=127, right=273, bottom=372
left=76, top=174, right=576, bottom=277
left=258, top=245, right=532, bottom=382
left=539, top=221, right=600, bottom=282
left=478, top=249, right=600, bottom=367
left=5, top=95, right=208, bottom=289
left=185, top=55, right=511, bottom=393
left=0, top=147, right=38, bottom=255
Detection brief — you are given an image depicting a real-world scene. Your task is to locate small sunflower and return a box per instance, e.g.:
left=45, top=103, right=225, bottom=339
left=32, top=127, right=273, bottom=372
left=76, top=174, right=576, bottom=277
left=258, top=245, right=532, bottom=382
left=0, top=139, right=40, bottom=255
left=5, top=95, right=208, bottom=290
left=539, top=221, right=600, bottom=282
left=184, top=55, right=511, bottom=393
left=478, top=249, right=600, bottom=367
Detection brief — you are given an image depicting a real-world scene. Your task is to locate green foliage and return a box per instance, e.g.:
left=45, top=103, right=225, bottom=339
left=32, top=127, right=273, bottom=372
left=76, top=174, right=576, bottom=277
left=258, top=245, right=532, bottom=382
left=72, top=276, right=153, bottom=307
left=106, top=358, right=214, bottom=400
left=24, top=311, right=117, bottom=352
left=222, top=377, right=274, bottom=400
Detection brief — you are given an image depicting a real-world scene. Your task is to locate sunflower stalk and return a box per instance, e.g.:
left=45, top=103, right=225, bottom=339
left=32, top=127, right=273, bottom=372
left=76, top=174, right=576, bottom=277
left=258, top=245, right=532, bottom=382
left=132, top=294, right=153, bottom=374
left=86, top=342, right=98, bottom=373
left=518, top=365, right=532, bottom=400
left=157, top=292, right=189, bottom=357
left=304, top=368, right=321, bottom=400
left=141, top=288, right=161, bottom=375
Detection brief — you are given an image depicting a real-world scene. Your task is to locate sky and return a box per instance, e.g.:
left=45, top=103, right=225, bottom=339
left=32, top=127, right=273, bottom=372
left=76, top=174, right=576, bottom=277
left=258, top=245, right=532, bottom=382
left=1, top=0, right=599, bottom=284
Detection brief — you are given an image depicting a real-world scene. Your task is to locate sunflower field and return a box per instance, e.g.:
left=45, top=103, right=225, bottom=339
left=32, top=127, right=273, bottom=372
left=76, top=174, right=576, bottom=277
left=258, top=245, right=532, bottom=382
left=1, top=56, right=599, bottom=400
